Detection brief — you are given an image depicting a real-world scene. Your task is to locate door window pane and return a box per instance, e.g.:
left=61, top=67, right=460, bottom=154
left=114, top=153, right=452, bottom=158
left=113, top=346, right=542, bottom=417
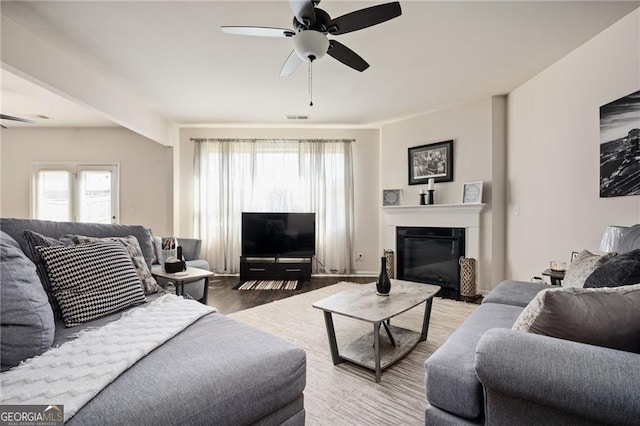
left=37, top=170, right=71, bottom=221
left=78, top=170, right=113, bottom=223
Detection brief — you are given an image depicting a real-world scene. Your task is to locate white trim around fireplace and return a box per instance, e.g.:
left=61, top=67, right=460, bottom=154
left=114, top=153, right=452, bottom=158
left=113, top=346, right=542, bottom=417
left=381, top=203, right=486, bottom=276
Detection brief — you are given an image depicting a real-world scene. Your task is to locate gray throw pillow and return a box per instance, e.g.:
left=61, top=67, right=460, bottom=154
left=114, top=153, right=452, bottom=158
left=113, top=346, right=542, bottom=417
left=36, top=242, right=146, bottom=327
left=1, top=231, right=55, bottom=371
left=562, top=249, right=616, bottom=288
left=149, top=231, right=159, bottom=264
left=584, top=249, right=640, bottom=288
left=73, top=235, right=161, bottom=294
left=513, top=284, right=640, bottom=353
left=153, top=236, right=162, bottom=265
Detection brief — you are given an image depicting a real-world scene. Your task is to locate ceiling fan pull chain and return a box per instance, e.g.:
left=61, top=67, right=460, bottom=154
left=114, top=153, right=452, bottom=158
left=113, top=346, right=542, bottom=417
left=308, top=61, right=314, bottom=107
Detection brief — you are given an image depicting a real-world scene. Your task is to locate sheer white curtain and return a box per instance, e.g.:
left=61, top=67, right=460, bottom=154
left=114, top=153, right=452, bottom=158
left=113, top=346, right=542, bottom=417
left=193, top=138, right=354, bottom=274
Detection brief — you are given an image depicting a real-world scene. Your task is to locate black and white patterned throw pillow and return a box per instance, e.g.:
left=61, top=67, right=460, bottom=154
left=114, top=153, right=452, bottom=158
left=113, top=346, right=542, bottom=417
left=73, top=235, right=161, bottom=294
left=36, top=242, right=146, bottom=327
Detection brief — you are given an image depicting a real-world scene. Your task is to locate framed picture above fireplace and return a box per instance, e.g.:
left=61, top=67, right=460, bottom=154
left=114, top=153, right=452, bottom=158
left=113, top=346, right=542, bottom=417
left=408, top=140, right=453, bottom=185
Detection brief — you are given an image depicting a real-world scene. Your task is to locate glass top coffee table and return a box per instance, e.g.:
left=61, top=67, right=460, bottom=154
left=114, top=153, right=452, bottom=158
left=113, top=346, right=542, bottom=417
left=312, top=280, right=440, bottom=382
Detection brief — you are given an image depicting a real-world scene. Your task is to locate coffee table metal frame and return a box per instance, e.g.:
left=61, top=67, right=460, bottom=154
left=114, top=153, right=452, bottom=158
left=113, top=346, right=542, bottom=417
left=312, top=280, right=440, bottom=382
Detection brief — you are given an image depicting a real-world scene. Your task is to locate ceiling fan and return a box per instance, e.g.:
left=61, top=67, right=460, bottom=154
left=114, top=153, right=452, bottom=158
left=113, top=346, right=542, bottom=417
left=221, top=0, right=402, bottom=77
left=0, top=114, right=33, bottom=129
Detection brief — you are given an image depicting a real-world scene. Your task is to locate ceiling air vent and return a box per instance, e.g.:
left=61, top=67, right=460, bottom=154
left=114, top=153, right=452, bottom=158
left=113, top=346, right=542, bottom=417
left=286, top=115, right=309, bottom=120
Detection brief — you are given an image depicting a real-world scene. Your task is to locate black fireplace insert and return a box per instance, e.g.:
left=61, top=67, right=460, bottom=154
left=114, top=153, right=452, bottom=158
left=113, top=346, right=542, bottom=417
left=396, top=227, right=465, bottom=299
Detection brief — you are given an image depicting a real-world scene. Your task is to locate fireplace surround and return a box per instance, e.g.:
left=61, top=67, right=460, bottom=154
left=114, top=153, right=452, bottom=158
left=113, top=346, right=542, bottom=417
left=382, top=203, right=486, bottom=294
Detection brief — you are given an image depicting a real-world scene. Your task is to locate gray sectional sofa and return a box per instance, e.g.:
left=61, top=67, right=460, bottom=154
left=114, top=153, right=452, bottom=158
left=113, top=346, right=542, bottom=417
left=0, top=218, right=306, bottom=425
left=425, top=224, right=640, bottom=425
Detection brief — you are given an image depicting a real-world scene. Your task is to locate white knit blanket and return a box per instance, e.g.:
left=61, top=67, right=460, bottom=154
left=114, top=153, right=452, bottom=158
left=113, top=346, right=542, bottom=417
left=0, top=294, right=215, bottom=422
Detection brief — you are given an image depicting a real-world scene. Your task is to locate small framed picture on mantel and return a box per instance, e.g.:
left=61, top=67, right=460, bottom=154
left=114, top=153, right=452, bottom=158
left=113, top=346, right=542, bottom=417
left=462, top=181, right=483, bottom=203
left=382, top=189, right=401, bottom=206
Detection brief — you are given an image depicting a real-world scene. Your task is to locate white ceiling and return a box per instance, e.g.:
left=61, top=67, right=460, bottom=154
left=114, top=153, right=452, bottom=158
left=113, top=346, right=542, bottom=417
left=1, top=1, right=638, bottom=128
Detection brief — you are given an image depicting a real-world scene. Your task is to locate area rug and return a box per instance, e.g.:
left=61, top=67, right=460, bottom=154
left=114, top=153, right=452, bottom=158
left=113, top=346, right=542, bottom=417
left=228, top=282, right=478, bottom=426
left=233, top=280, right=301, bottom=290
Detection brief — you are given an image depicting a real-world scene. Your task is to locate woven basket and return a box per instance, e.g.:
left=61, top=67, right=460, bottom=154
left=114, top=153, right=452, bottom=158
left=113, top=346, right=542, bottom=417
left=459, top=257, right=476, bottom=297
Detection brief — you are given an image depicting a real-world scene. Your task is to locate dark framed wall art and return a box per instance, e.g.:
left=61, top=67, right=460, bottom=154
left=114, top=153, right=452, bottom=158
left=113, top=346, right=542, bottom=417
left=408, top=140, right=453, bottom=185
left=599, top=89, right=640, bottom=197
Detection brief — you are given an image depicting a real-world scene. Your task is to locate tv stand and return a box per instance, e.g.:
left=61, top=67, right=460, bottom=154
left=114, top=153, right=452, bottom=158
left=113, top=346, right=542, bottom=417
left=240, top=256, right=312, bottom=282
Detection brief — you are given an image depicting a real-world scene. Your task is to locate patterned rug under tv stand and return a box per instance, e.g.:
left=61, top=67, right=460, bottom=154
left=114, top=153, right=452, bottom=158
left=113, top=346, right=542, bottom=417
left=234, top=280, right=302, bottom=291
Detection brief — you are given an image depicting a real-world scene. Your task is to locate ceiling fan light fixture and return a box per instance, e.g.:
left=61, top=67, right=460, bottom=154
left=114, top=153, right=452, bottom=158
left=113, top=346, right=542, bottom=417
left=293, top=30, right=329, bottom=62
left=222, top=1, right=402, bottom=75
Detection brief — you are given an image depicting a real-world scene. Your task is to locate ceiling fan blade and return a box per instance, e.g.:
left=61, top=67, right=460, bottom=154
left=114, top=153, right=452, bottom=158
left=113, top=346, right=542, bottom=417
left=327, top=40, right=369, bottom=72
left=221, top=26, right=295, bottom=38
left=0, top=114, right=33, bottom=123
left=280, top=51, right=303, bottom=77
left=327, top=2, right=402, bottom=35
left=289, top=0, right=316, bottom=26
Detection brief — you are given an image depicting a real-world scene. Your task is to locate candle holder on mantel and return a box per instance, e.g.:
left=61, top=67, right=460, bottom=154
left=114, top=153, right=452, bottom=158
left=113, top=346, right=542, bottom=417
left=426, top=189, right=434, bottom=205
left=420, top=178, right=435, bottom=205
left=419, top=189, right=435, bottom=205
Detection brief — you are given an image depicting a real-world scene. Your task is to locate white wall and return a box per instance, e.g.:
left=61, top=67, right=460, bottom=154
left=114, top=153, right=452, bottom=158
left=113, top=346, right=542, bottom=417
left=507, top=10, right=640, bottom=281
left=179, top=127, right=380, bottom=274
left=380, top=97, right=506, bottom=293
left=1, top=127, right=174, bottom=235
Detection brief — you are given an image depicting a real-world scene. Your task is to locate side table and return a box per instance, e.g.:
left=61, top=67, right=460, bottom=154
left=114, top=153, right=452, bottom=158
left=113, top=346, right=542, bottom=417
left=542, top=269, right=565, bottom=286
left=151, top=266, right=214, bottom=304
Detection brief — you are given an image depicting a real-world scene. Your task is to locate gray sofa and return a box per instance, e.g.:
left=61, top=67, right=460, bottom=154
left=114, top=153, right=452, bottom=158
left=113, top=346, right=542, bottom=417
left=0, top=218, right=306, bottom=425
left=425, top=225, right=640, bottom=425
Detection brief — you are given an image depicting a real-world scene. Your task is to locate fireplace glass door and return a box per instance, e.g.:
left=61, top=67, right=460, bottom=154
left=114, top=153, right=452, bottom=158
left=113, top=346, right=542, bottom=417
left=396, top=227, right=465, bottom=299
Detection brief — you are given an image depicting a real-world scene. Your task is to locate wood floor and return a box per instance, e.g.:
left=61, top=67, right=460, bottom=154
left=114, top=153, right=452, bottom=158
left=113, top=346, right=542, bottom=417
left=206, top=275, right=375, bottom=314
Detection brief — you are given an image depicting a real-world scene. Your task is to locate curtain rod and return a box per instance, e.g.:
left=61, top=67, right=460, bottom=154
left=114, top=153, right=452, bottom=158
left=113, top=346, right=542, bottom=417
left=190, top=138, right=355, bottom=143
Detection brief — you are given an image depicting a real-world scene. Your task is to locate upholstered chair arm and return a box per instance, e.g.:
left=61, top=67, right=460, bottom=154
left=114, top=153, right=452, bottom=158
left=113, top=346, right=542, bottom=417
left=177, top=238, right=202, bottom=261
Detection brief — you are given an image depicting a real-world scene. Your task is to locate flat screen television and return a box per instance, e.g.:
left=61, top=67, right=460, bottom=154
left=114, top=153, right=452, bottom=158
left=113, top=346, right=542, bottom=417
left=242, top=212, right=316, bottom=257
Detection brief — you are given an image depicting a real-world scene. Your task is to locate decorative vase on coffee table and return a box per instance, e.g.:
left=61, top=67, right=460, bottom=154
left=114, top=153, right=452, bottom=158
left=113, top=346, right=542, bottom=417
left=376, top=256, right=391, bottom=296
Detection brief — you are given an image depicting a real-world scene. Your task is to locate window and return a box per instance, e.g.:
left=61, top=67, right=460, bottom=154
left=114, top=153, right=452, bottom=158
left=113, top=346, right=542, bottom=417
left=32, top=164, right=119, bottom=223
left=193, top=138, right=354, bottom=274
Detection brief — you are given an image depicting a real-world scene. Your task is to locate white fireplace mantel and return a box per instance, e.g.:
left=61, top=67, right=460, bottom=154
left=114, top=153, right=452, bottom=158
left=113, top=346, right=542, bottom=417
left=382, top=203, right=485, bottom=227
left=382, top=203, right=486, bottom=262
